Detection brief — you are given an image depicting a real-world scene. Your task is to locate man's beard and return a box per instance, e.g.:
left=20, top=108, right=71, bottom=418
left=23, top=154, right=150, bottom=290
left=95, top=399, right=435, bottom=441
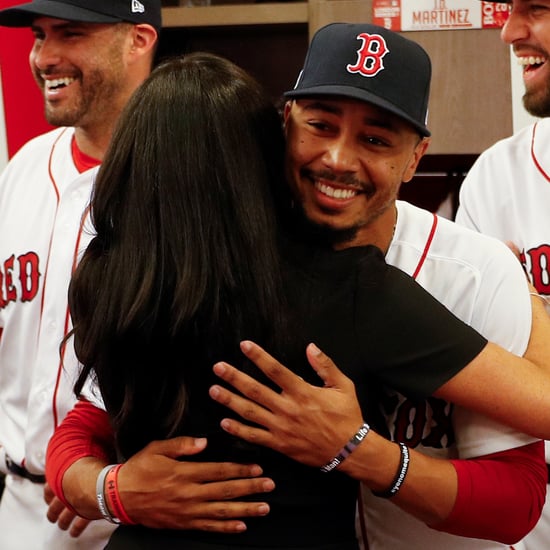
left=523, top=75, right=550, bottom=118
left=288, top=202, right=360, bottom=249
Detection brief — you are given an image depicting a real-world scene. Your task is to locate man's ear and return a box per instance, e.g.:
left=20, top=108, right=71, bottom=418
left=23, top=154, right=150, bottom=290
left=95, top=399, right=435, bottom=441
left=403, top=137, right=430, bottom=183
left=283, top=100, right=293, bottom=133
left=130, top=23, right=158, bottom=58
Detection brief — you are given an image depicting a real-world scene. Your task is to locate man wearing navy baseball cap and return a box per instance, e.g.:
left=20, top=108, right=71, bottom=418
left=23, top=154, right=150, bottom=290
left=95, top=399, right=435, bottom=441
left=0, top=1, right=161, bottom=549
left=238, top=22, right=546, bottom=549
left=0, top=0, right=162, bottom=30
left=283, top=22, right=433, bottom=250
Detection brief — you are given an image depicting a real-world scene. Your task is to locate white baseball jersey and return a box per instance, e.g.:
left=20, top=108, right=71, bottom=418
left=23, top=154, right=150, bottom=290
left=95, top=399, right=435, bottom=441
left=359, top=200, right=536, bottom=549
left=456, top=119, right=550, bottom=550
left=0, top=128, right=113, bottom=548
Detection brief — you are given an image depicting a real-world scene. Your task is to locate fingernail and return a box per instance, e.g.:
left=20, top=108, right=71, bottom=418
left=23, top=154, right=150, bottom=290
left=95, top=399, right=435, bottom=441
left=221, top=419, right=231, bottom=431
left=249, top=465, right=263, bottom=476
left=213, top=362, right=226, bottom=375
left=240, top=340, right=252, bottom=352
left=209, top=385, right=220, bottom=398
left=263, top=480, right=275, bottom=491
left=309, top=342, right=321, bottom=356
left=258, top=504, right=270, bottom=515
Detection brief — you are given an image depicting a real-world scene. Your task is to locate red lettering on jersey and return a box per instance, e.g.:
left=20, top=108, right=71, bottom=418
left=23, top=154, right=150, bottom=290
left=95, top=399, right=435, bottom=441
left=18, top=252, right=40, bottom=302
left=0, top=270, right=5, bottom=308
left=525, top=245, right=550, bottom=294
left=392, top=398, right=427, bottom=448
left=4, top=255, right=16, bottom=303
left=347, top=33, right=389, bottom=78
left=0, top=252, right=41, bottom=309
left=421, top=397, right=454, bottom=449
left=383, top=394, right=455, bottom=450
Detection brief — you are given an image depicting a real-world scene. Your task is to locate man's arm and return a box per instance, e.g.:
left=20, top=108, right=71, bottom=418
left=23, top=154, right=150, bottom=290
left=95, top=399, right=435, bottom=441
left=46, top=399, right=276, bottom=533
left=432, top=291, right=550, bottom=441
left=209, top=340, right=546, bottom=541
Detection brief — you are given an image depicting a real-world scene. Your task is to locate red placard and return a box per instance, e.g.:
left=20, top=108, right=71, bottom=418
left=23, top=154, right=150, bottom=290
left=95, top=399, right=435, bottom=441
left=0, top=0, right=52, bottom=159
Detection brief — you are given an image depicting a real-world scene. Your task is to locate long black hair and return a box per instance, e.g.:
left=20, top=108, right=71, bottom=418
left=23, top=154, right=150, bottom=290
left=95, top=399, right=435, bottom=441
left=70, top=53, right=292, bottom=457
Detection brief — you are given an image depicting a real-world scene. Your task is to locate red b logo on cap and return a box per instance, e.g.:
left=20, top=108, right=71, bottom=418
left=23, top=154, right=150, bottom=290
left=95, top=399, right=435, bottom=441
left=347, top=33, right=389, bottom=77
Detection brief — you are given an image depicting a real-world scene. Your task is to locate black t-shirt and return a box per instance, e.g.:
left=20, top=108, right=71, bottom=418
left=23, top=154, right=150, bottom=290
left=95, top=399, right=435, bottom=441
left=106, top=244, right=487, bottom=550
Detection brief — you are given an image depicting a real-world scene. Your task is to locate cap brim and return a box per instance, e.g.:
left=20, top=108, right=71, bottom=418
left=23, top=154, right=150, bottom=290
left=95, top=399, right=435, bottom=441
left=0, top=2, right=121, bottom=27
left=284, top=85, right=431, bottom=137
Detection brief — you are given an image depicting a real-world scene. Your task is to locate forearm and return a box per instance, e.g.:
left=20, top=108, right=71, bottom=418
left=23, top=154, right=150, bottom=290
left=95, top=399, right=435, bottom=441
left=435, top=341, right=550, bottom=440
left=61, top=457, right=109, bottom=519
left=341, top=435, right=546, bottom=542
left=338, top=430, right=457, bottom=525
left=46, top=399, right=114, bottom=517
left=524, top=289, right=550, bottom=368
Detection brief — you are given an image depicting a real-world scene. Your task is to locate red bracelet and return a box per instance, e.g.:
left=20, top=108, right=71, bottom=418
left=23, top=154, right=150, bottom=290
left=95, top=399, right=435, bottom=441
left=104, top=464, right=137, bottom=525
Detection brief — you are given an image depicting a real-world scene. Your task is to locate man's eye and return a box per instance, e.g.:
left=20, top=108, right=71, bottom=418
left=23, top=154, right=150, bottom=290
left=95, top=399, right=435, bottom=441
left=308, top=121, right=330, bottom=131
left=363, top=136, right=386, bottom=146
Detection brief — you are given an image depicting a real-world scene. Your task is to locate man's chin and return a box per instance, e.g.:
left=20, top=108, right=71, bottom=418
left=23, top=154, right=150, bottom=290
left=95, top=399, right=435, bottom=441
left=290, top=207, right=359, bottom=248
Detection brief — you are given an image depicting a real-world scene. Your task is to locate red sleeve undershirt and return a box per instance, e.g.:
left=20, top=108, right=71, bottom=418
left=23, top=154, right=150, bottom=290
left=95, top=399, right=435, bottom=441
left=433, top=440, right=547, bottom=544
left=46, top=398, right=114, bottom=510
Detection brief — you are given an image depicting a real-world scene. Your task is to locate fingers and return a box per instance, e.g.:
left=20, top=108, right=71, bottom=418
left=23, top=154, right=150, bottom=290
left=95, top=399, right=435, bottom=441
left=69, top=517, right=91, bottom=538
left=209, top=378, right=275, bottom=430
left=195, top=477, right=275, bottom=502
left=305, top=343, right=349, bottom=389
left=238, top=340, right=306, bottom=393
left=217, top=417, right=276, bottom=450
left=186, top=461, right=270, bottom=485
left=43, top=483, right=55, bottom=505
left=145, top=436, right=208, bottom=459
left=46, top=495, right=68, bottom=524
left=127, top=472, right=276, bottom=531
left=46, top=495, right=91, bottom=537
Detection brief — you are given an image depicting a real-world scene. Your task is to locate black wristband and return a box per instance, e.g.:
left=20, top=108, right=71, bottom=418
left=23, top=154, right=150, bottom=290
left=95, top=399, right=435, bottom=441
left=372, top=442, right=410, bottom=498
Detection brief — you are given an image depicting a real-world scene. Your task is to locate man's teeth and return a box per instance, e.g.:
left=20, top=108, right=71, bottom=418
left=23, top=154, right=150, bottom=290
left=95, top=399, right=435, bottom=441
left=316, top=181, right=357, bottom=199
left=45, top=77, right=76, bottom=90
left=518, top=56, right=546, bottom=67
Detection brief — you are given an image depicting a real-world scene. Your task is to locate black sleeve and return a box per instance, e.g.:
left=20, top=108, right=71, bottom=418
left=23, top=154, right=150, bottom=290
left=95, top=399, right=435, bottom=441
left=353, top=260, right=488, bottom=399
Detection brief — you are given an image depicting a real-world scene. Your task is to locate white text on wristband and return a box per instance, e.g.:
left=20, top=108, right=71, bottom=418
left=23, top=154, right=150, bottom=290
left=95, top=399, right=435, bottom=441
left=320, top=422, right=370, bottom=473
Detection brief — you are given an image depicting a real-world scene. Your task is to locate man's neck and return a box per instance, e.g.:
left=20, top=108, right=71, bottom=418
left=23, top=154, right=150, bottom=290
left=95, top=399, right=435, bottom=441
left=73, top=126, right=112, bottom=162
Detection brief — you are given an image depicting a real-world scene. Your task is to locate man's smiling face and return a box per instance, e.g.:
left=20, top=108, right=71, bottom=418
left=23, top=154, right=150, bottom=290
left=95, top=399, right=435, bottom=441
left=284, top=97, right=428, bottom=249
left=29, top=17, right=130, bottom=129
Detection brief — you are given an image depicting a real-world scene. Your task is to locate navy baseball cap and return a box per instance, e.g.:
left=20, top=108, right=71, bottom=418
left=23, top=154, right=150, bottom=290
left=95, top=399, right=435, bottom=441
left=285, top=23, right=432, bottom=137
left=0, top=0, right=162, bottom=30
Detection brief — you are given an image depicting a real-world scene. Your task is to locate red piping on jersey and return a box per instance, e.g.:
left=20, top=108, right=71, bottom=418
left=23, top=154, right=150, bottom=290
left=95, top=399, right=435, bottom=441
left=51, top=141, right=100, bottom=425
left=411, top=213, right=438, bottom=280
left=47, top=129, right=66, bottom=203
left=52, top=205, right=91, bottom=428
left=39, top=129, right=70, bottom=314
left=530, top=122, right=550, bottom=183
left=37, top=128, right=70, bottom=430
